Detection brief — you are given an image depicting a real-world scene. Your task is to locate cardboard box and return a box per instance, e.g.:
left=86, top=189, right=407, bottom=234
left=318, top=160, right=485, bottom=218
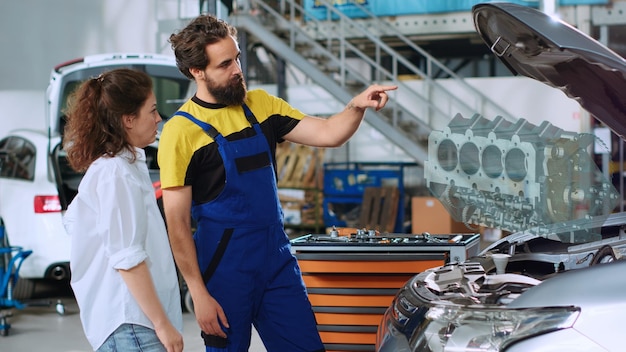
left=411, top=197, right=475, bottom=234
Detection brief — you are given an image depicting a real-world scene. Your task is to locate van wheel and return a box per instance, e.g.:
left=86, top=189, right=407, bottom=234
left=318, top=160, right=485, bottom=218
left=178, top=272, right=194, bottom=313
left=11, top=277, right=35, bottom=300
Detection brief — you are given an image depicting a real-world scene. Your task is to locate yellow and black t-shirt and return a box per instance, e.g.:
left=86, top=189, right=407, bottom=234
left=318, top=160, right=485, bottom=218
left=158, top=89, right=305, bottom=205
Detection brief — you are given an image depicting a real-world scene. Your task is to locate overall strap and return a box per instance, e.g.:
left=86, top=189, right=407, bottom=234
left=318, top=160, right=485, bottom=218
left=173, top=111, right=220, bottom=139
left=242, top=104, right=266, bottom=139
left=242, top=104, right=259, bottom=125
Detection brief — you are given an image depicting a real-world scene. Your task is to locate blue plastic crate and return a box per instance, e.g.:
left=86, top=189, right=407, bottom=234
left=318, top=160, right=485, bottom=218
left=304, top=0, right=606, bottom=21
left=303, top=0, right=540, bottom=20
left=559, top=0, right=608, bottom=4
left=304, top=0, right=369, bottom=20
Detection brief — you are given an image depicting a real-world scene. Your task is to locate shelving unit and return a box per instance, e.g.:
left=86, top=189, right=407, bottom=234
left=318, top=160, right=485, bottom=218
left=278, top=187, right=324, bottom=235
left=322, top=162, right=417, bottom=233
left=276, top=142, right=326, bottom=235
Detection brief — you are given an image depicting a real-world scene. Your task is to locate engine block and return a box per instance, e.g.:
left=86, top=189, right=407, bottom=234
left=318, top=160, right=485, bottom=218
left=425, top=113, right=620, bottom=233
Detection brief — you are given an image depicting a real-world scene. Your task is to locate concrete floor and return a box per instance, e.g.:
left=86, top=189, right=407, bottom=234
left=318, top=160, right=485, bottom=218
left=1, top=281, right=267, bottom=352
left=2, top=237, right=496, bottom=351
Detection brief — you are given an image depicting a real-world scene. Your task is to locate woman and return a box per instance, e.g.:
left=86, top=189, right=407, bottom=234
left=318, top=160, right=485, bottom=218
left=63, top=68, right=183, bottom=352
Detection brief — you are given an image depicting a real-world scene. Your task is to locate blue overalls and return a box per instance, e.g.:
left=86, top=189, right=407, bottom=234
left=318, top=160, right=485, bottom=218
left=173, top=105, right=324, bottom=352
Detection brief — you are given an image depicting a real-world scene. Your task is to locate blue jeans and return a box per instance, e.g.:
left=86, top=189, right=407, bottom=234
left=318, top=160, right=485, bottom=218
left=97, top=324, right=165, bottom=352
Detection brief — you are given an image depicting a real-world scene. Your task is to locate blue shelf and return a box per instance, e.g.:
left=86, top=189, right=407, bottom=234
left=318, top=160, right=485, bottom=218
left=323, top=162, right=416, bottom=233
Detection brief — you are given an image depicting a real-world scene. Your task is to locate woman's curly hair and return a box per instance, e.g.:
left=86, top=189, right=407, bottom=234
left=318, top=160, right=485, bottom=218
left=63, top=68, right=153, bottom=172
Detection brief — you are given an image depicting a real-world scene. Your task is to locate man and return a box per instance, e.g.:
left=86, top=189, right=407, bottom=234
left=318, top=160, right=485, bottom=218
left=158, top=13, right=397, bottom=352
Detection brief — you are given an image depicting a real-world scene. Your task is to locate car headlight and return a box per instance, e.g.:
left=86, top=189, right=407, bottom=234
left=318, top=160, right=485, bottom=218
left=392, top=290, right=420, bottom=325
left=410, top=304, right=580, bottom=352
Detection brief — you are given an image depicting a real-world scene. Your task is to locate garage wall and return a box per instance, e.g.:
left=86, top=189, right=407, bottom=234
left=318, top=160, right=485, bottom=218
left=0, top=0, right=166, bottom=91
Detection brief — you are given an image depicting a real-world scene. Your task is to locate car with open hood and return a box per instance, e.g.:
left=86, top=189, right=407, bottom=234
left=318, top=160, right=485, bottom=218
left=376, top=2, right=626, bottom=351
left=0, top=53, right=192, bottom=298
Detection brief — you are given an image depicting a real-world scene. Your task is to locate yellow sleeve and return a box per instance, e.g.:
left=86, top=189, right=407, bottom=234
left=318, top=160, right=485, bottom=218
left=157, top=117, right=195, bottom=189
left=247, top=89, right=306, bottom=122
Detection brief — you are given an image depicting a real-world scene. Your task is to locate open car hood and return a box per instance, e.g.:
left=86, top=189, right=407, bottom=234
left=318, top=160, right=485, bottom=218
left=473, top=2, right=626, bottom=138
left=424, top=3, right=625, bottom=240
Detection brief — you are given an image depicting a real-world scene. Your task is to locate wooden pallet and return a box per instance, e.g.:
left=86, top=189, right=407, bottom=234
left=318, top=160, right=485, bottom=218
left=358, top=186, right=399, bottom=233
left=276, top=142, right=324, bottom=188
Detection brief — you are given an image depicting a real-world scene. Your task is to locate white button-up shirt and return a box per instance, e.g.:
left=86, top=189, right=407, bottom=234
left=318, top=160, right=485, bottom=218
left=64, top=147, right=182, bottom=350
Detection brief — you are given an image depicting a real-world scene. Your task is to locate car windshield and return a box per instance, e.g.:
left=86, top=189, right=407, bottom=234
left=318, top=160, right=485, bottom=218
left=424, top=113, right=620, bottom=244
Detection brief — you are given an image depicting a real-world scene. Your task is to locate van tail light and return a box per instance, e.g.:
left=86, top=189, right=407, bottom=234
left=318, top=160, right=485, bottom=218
left=153, top=180, right=162, bottom=200
left=34, top=195, right=62, bottom=213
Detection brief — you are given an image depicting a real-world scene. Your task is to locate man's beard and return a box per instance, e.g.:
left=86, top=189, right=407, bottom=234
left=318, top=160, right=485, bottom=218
left=207, top=75, right=247, bottom=106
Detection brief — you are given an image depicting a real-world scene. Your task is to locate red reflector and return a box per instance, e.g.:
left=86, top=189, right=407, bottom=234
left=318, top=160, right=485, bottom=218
left=34, top=195, right=62, bottom=213
left=153, top=180, right=162, bottom=200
